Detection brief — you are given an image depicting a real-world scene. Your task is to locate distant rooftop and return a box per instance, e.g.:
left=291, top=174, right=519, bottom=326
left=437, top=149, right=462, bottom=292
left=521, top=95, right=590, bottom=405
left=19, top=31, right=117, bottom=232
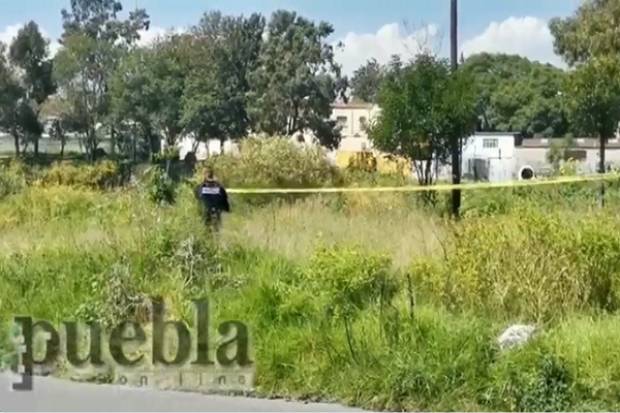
left=520, top=137, right=620, bottom=149
left=474, top=131, right=520, bottom=137
left=332, top=102, right=375, bottom=110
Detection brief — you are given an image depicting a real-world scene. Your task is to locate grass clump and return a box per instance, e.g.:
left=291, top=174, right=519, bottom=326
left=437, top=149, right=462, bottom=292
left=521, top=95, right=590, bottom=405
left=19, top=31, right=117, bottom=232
left=412, top=206, right=620, bottom=322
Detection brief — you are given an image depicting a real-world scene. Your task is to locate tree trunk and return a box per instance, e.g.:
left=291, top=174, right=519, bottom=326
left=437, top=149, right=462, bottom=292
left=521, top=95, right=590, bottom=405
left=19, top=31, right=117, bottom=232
left=11, top=127, right=20, bottom=157
left=600, top=133, right=606, bottom=208
left=33, top=135, right=39, bottom=159
left=450, top=0, right=461, bottom=219
left=87, top=127, right=97, bottom=163
left=110, top=124, right=116, bottom=157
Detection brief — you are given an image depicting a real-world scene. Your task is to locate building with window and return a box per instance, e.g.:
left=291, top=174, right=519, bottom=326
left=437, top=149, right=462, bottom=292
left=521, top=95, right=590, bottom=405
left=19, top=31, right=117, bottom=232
left=462, top=133, right=620, bottom=183
left=330, top=102, right=379, bottom=152
left=462, top=132, right=519, bottom=182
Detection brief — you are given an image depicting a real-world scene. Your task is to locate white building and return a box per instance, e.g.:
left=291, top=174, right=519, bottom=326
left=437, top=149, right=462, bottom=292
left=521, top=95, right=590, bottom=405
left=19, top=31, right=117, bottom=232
left=175, top=102, right=382, bottom=161
left=462, top=134, right=620, bottom=182
left=330, top=102, right=380, bottom=152
left=462, top=132, right=520, bottom=182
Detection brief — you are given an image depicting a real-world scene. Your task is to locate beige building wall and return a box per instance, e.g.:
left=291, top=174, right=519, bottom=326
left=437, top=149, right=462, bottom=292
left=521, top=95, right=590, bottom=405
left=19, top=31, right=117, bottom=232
left=330, top=103, right=379, bottom=152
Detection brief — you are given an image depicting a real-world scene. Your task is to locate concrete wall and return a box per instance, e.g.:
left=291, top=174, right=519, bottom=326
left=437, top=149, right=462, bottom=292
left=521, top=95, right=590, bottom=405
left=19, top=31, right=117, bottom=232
left=330, top=104, right=379, bottom=152
left=462, top=134, right=518, bottom=182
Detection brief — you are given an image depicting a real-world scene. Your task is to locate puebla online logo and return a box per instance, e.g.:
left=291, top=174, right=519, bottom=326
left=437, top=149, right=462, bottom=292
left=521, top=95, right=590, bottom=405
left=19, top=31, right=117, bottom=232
left=8, top=298, right=253, bottom=392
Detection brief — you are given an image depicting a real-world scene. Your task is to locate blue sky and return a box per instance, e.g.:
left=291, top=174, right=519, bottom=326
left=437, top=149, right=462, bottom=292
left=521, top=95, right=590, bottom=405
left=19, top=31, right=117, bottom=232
left=0, top=0, right=582, bottom=72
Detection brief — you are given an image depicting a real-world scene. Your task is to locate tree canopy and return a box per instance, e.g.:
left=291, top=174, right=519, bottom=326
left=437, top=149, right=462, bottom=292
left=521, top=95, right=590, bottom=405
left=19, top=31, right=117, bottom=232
left=566, top=56, right=620, bottom=144
left=182, top=12, right=265, bottom=145
left=9, top=21, right=56, bottom=156
left=370, top=54, right=478, bottom=187
left=550, top=0, right=620, bottom=67
left=350, top=59, right=385, bottom=103
left=54, top=0, right=150, bottom=160
left=461, top=53, right=569, bottom=138
left=248, top=10, right=348, bottom=149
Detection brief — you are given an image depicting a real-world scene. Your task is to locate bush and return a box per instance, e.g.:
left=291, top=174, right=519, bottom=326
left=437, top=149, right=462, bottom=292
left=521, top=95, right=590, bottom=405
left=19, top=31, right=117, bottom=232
left=199, top=137, right=342, bottom=189
left=143, top=165, right=177, bottom=205
left=40, top=160, right=120, bottom=189
left=0, top=186, right=103, bottom=229
left=0, top=160, right=28, bottom=199
left=487, top=346, right=573, bottom=412
left=412, top=207, right=620, bottom=322
left=302, top=246, right=398, bottom=320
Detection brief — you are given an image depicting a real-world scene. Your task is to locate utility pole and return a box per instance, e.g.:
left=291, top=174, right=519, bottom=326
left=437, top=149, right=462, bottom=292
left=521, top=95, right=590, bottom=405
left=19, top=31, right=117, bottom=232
left=450, top=0, right=462, bottom=218
left=600, top=134, right=606, bottom=208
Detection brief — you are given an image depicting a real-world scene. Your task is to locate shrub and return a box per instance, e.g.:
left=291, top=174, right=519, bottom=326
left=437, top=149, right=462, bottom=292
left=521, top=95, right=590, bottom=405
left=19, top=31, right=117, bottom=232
left=40, top=161, right=120, bottom=189
left=544, top=315, right=620, bottom=410
left=199, top=137, right=342, bottom=189
left=143, top=165, right=177, bottom=205
left=0, top=160, right=28, bottom=199
left=0, top=186, right=103, bottom=229
left=302, top=246, right=398, bottom=320
left=487, top=345, right=573, bottom=412
left=412, top=207, right=620, bottom=322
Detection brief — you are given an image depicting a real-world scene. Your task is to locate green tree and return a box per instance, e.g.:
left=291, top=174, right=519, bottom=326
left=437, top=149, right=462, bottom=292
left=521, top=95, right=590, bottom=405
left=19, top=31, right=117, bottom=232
left=369, top=54, right=477, bottom=189
left=565, top=56, right=620, bottom=204
left=350, top=58, right=385, bottom=103
left=461, top=53, right=569, bottom=137
left=182, top=12, right=265, bottom=148
left=551, top=1, right=620, bottom=205
left=9, top=21, right=56, bottom=157
left=111, top=34, right=190, bottom=160
left=0, top=42, right=42, bottom=158
left=248, top=10, right=347, bottom=149
left=550, top=0, right=620, bottom=66
left=54, top=0, right=149, bottom=161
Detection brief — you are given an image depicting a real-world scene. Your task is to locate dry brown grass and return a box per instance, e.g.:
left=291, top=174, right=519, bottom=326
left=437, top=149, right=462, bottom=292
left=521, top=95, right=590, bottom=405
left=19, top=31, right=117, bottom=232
left=222, top=194, right=446, bottom=269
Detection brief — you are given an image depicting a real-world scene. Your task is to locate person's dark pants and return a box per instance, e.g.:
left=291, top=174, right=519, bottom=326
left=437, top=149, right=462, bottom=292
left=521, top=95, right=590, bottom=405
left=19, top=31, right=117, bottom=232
left=203, top=208, right=222, bottom=233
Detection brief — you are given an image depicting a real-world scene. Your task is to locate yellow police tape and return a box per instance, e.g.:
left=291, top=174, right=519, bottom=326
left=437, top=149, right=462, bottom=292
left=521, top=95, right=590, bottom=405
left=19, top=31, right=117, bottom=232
left=227, top=173, right=620, bottom=194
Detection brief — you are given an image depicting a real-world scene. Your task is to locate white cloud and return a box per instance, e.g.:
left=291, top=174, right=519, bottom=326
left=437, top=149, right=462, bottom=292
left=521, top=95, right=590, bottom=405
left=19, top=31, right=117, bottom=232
left=334, top=23, right=442, bottom=75
left=334, top=16, right=566, bottom=75
left=462, top=16, right=564, bottom=67
left=0, top=24, right=22, bottom=47
left=1, top=23, right=179, bottom=56
left=0, top=23, right=60, bottom=56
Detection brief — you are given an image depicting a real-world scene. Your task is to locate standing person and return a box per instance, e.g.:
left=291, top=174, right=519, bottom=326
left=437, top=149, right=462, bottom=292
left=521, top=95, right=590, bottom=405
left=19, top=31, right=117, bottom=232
left=196, top=169, right=230, bottom=233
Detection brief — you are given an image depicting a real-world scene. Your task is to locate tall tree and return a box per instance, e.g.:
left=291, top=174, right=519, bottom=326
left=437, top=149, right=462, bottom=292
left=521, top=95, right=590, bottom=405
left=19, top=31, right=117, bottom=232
left=551, top=0, right=620, bottom=206
left=182, top=12, right=265, bottom=147
left=111, top=34, right=191, bottom=160
left=369, top=54, right=477, bottom=191
left=550, top=0, right=620, bottom=66
left=350, top=59, right=385, bottom=103
left=0, top=42, right=23, bottom=156
left=461, top=53, right=569, bottom=137
left=54, top=0, right=149, bottom=161
left=9, top=21, right=56, bottom=157
left=248, top=10, right=347, bottom=149
left=565, top=56, right=620, bottom=206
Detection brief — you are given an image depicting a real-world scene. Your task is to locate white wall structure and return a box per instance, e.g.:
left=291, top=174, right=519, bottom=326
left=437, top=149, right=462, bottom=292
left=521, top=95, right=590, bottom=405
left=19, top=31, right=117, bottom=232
left=175, top=102, right=383, bottom=162
left=330, top=102, right=380, bottom=152
left=174, top=136, right=238, bottom=161
left=462, top=132, right=519, bottom=182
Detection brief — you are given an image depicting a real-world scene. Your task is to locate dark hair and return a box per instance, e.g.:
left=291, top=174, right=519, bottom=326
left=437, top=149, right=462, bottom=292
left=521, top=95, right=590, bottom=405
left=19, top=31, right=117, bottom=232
left=205, top=169, right=215, bottom=181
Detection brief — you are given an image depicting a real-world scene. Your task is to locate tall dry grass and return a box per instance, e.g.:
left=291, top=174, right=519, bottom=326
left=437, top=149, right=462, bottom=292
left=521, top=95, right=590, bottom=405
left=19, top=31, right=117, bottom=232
left=221, top=194, right=445, bottom=269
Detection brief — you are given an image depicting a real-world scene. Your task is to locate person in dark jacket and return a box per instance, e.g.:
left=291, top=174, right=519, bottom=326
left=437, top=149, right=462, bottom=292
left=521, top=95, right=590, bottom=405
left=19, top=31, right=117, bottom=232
left=196, top=169, right=230, bottom=232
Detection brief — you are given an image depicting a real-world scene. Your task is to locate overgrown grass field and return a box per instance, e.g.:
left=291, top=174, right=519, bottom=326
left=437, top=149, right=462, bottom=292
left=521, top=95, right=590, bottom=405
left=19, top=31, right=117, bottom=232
left=3, top=142, right=620, bottom=411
